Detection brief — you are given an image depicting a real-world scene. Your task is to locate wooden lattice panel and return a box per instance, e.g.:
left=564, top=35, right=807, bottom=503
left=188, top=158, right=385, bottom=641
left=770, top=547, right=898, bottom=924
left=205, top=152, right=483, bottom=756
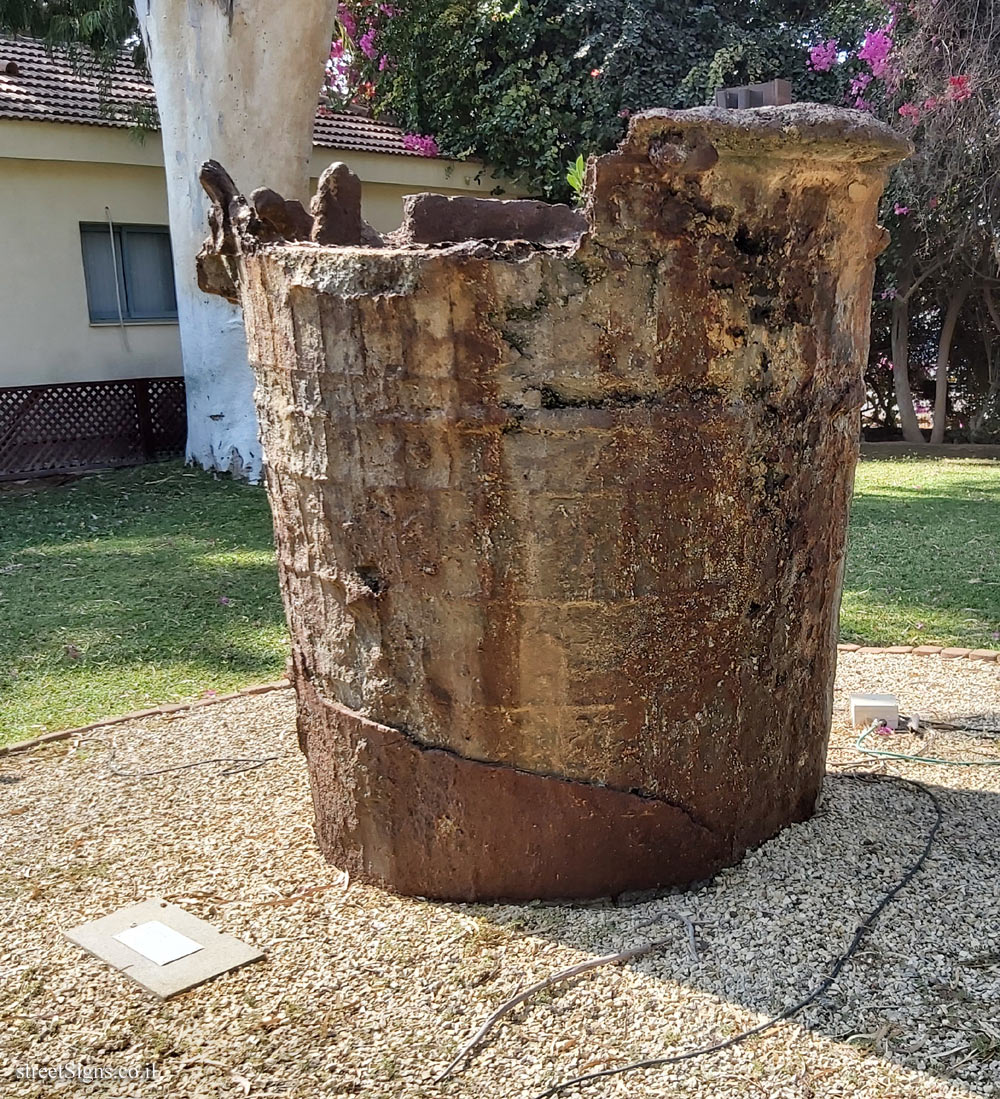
left=0, top=378, right=186, bottom=480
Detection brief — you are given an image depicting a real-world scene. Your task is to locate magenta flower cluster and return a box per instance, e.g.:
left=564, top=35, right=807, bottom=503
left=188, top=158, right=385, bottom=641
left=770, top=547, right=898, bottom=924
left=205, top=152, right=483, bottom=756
left=805, top=23, right=893, bottom=107
left=359, top=29, right=377, bottom=59
left=402, top=133, right=440, bottom=158
left=807, top=16, right=972, bottom=123
left=857, top=28, right=894, bottom=78
left=327, top=3, right=440, bottom=156
left=807, top=39, right=839, bottom=73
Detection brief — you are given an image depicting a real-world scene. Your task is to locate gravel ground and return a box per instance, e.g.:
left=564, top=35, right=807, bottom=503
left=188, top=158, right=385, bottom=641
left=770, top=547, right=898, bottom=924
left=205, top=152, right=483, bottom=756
left=2, top=653, right=999, bottom=1099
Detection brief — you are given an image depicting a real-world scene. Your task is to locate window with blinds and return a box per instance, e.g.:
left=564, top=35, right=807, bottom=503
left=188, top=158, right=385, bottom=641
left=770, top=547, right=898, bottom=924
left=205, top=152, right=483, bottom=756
left=80, top=224, right=178, bottom=323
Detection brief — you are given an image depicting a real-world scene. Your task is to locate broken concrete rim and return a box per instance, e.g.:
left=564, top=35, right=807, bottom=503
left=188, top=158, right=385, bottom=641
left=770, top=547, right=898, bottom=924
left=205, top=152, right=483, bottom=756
left=196, top=104, right=911, bottom=297
left=622, top=105, right=912, bottom=167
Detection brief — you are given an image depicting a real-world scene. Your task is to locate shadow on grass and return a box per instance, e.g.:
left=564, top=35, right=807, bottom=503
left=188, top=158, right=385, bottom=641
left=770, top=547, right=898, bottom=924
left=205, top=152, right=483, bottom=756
left=0, top=463, right=288, bottom=742
left=844, top=476, right=1000, bottom=648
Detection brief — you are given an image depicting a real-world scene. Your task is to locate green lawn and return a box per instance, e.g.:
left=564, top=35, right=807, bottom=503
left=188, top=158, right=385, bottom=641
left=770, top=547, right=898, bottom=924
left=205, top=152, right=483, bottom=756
left=0, top=463, right=288, bottom=746
left=842, top=457, right=1000, bottom=650
left=1, top=456, right=997, bottom=747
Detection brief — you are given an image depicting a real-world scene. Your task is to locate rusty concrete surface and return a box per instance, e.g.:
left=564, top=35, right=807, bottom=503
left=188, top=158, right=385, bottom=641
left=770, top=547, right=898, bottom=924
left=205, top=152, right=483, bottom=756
left=296, top=677, right=727, bottom=901
left=199, top=106, right=909, bottom=899
left=394, top=193, right=586, bottom=246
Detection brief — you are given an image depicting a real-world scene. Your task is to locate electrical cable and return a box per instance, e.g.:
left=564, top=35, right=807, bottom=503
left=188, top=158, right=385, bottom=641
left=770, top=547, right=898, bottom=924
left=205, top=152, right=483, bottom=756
left=529, top=772, right=944, bottom=1099
left=530, top=708, right=1000, bottom=1096
left=107, top=732, right=278, bottom=777
left=856, top=720, right=1000, bottom=767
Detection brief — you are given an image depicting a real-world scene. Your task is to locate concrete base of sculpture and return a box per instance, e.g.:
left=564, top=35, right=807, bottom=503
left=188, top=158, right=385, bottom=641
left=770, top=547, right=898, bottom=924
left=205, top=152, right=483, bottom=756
left=199, top=105, right=909, bottom=900
left=296, top=677, right=732, bottom=900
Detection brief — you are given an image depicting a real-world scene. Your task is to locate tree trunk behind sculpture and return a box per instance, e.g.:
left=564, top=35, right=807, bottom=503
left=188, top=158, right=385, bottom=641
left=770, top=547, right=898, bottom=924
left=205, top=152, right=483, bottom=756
left=200, top=106, right=909, bottom=900
left=136, top=0, right=338, bottom=479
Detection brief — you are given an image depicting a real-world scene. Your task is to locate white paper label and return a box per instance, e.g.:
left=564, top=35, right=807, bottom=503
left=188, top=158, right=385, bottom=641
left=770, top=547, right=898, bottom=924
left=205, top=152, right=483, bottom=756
left=114, top=921, right=204, bottom=966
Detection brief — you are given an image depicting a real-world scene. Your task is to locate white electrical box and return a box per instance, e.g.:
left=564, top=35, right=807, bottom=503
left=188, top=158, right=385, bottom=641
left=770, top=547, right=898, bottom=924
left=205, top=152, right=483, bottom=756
left=849, top=692, right=899, bottom=729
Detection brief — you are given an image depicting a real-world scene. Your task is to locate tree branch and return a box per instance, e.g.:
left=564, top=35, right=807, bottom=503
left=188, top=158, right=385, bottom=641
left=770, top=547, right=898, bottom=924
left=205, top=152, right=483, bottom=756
left=434, top=932, right=681, bottom=1084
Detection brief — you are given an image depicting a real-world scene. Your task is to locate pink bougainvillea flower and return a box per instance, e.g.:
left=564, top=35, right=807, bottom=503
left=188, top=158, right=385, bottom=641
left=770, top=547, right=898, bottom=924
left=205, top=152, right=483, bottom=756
left=359, top=29, right=377, bottom=59
left=898, top=102, right=920, bottom=121
left=378, top=54, right=388, bottom=72
left=340, top=9, right=357, bottom=38
left=853, top=97, right=873, bottom=111
left=402, top=133, right=439, bottom=157
left=329, top=40, right=344, bottom=60
left=858, top=27, right=893, bottom=78
left=947, top=74, right=972, bottom=101
left=590, top=68, right=603, bottom=78
left=894, top=203, right=910, bottom=215
left=850, top=72, right=872, bottom=96
left=807, top=39, right=839, bottom=72
left=923, top=96, right=940, bottom=110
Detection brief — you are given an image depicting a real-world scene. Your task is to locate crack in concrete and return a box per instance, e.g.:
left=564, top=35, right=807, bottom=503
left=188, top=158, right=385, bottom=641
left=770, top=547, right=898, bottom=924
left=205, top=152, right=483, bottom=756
left=314, top=686, right=720, bottom=839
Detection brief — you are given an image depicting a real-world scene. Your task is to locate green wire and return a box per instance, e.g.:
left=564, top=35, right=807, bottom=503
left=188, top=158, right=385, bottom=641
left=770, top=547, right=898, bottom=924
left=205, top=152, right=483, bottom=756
left=856, top=722, right=1000, bottom=767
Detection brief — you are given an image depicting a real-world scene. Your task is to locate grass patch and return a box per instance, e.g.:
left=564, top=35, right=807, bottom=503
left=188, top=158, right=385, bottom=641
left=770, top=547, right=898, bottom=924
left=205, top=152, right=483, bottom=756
left=0, top=463, right=287, bottom=746
left=842, top=457, right=1000, bottom=649
left=1, top=454, right=997, bottom=747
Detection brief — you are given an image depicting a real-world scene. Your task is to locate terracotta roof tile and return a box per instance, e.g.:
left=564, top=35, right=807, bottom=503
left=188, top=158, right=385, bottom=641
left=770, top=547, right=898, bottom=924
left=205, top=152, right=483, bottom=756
left=0, top=35, right=423, bottom=157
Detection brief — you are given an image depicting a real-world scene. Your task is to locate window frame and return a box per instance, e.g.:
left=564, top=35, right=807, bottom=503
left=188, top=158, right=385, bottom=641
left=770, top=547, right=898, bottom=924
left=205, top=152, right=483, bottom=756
left=79, top=222, right=179, bottom=326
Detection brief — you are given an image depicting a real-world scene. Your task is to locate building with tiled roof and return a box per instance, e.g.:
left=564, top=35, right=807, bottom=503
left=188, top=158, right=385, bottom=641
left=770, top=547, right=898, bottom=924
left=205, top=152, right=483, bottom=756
left=0, top=36, right=506, bottom=479
left=0, top=34, right=432, bottom=158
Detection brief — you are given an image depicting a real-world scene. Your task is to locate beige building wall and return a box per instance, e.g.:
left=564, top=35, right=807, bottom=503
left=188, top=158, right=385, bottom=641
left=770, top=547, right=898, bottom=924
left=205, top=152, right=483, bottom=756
left=1, top=121, right=516, bottom=387
left=0, top=155, right=182, bottom=387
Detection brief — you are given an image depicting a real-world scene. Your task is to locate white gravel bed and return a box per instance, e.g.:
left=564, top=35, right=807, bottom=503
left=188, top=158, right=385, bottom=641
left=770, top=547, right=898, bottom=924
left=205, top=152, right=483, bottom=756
left=1, top=654, right=999, bottom=1099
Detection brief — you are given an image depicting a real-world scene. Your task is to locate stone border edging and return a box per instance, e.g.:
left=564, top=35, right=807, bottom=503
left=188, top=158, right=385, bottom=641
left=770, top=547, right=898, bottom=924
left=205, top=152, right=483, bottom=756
left=838, top=643, right=999, bottom=661
left=0, top=679, right=292, bottom=759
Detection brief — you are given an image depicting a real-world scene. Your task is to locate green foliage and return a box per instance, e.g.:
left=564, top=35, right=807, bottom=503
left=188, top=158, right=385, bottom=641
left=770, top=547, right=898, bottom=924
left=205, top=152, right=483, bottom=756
left=0, top=0, right=140, bottom=69
left=368, top=1, right=839, bottom=199
left=565, top=153, right=585, bottom=199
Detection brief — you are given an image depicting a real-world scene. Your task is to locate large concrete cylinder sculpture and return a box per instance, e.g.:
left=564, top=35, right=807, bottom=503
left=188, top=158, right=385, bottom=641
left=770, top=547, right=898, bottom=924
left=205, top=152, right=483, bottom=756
left=199, top=107, right=908, bottom=900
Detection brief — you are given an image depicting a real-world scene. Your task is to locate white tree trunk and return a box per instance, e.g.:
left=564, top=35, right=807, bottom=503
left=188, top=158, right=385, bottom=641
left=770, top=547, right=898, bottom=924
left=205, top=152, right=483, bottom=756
left=890, top=293, right=925, bottom=443
left=136, top=0, right=338, bottom=480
